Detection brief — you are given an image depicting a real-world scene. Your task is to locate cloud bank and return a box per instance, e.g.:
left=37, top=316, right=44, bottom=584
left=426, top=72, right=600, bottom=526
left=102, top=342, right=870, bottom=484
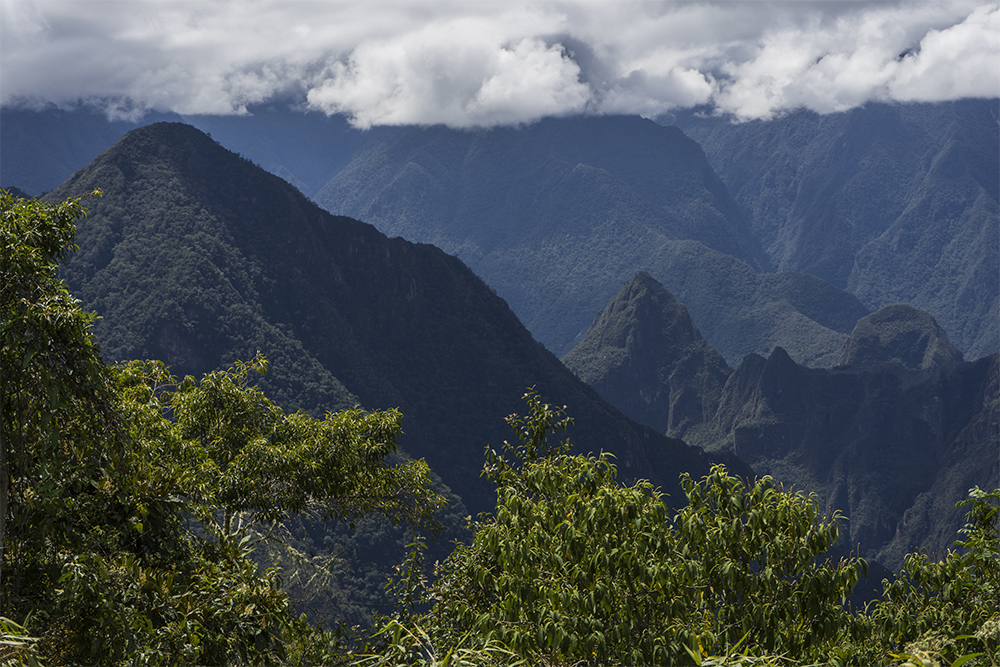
left=1, top=0, right=997, bottom=126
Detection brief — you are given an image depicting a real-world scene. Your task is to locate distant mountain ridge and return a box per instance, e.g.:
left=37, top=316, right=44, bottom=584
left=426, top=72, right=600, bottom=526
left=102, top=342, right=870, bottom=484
left=317, top=115, right=767, bottom=270
left=46, top=121, right=744, bottom=516
left=5, top=100, right=995, bottom=363
left=0, top=105, right=183, bottom=196
left=313, top=114, right=869, bottom=365
left=672, top=99, right=1000, bottom=360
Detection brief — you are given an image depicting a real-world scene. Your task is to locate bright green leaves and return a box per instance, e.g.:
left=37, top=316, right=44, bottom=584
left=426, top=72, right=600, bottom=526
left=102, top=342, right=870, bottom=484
left=482, top=388, right=575, bottom=495
left=1, top=188, right=117, bottom=604
left=422, top=384, right=999, bottom=666
left=2, top=191, right=447, bottom=665
left=857, top=487, right=1000, bottom=665
left=415, top=391, right=869, bottom=665
left=467, top=389, right=682, bottom=659
left=674, top=468, right=866, bottom=657
left=10, top=349, right=446, bottom=665
left=157, top=354, right=446, bottom=540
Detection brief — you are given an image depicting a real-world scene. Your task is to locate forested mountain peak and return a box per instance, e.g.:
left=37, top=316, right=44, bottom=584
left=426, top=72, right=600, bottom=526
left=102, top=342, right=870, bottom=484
left=5, top=101, right=995, bottom=365
left=839, top=302, right=965, bottom=370
left=562, top=271, right=731, bottom=439
left=47, top=121, right=743, bottom=516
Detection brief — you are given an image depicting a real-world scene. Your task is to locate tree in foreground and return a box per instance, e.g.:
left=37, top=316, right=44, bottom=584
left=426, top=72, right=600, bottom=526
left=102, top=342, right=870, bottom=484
left=853, top=486, right=1000, bottom=666
left=363, top=390, right=866, bottom=666
left=363, top=390, right=999, bottom=666
left=1, top=190, right=444, bottom=665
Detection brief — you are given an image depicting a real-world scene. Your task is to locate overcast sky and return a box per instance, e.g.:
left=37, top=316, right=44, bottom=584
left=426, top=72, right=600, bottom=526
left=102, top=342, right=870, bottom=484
left=1, top=0, right=997, bottom=127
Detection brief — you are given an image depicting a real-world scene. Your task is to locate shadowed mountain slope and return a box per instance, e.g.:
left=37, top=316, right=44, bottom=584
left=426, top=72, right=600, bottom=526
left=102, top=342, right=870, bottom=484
left=673, top=99, right=1000, bottom=360
left=839, top=303, right=964, bottom=370
left=562, top=272, right=731, bottom=441
left=707, top=347, right=998, bottom=571
left=317, top=115, right=766, bottom=271
left=313, top=115, right=869, bottom=364
left=47, top=122, right=744, bottom=515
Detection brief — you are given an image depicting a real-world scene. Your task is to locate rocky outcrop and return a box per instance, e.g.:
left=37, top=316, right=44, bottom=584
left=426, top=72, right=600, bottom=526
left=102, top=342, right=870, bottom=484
left=839, top=303, right=964, bottom=370
left=562, top=272, right=731, bottom=439
left=709, top=348, right=999, bottom=570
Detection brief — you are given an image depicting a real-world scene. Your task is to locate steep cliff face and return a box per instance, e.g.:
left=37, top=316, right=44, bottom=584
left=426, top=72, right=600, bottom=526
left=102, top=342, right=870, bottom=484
left=839, top=303, right=964, bottom=370
left=562, top=272, right=731, bottom=440
left=709, top=348, right=999, bottom=569
left=876, top=354, right=1000, bottom=567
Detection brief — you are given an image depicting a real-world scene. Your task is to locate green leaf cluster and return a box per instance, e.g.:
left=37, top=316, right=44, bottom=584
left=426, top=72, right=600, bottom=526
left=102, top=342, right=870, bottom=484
left=851, top=487, right=1000, bottom=666
left=399, top=391, right=865, bottom=665
left=368, top=391, right=999, bottom=666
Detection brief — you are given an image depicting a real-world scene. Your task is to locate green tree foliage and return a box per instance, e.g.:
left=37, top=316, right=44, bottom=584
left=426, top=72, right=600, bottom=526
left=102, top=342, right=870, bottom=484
left=674, top=467, right=865, bottom=657
left=6, top=189, right=999, bottom=666
left=363, top=393, right=998, bottom=667
left=1, top=188, right=112, bottom=598
left=393, top=390, right=865, bottom=665
left=852, top=487, right=1000, bottom=666
left=159, top=355, right=445, bottom=542
left=0, top=190, right=444, bottom=665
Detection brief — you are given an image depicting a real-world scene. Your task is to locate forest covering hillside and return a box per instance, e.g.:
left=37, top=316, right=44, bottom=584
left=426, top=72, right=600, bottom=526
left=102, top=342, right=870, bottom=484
left=673, top=99, right=1000, bottom=360
left=7, top=105, right=994, bottom=575
left=29, top=121, right=756, bottom=632
left=5, top=100, right=995, bottom=366
left=313, top=115, right=870, bottom=365
left=3, top=111, right=999, bottom=665
left=45, top=121, right=739, bottom=517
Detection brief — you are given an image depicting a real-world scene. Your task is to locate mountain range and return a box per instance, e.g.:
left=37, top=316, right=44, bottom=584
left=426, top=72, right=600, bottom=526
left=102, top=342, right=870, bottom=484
left=313, top=114, right=871, bottom=366
left=564, top=272, right=998, bottom=570
left=3, top=99, right=997, bottom=580
left=673, top=99, right=999, bottom=361
left=7, top=100, right=996, bottom=368
left=43, top=121, right=740, bottom=518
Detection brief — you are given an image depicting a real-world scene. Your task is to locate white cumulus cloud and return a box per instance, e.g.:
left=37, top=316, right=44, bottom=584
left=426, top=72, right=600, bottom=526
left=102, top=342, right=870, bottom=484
left=1, top=0, right=996, bottom=126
